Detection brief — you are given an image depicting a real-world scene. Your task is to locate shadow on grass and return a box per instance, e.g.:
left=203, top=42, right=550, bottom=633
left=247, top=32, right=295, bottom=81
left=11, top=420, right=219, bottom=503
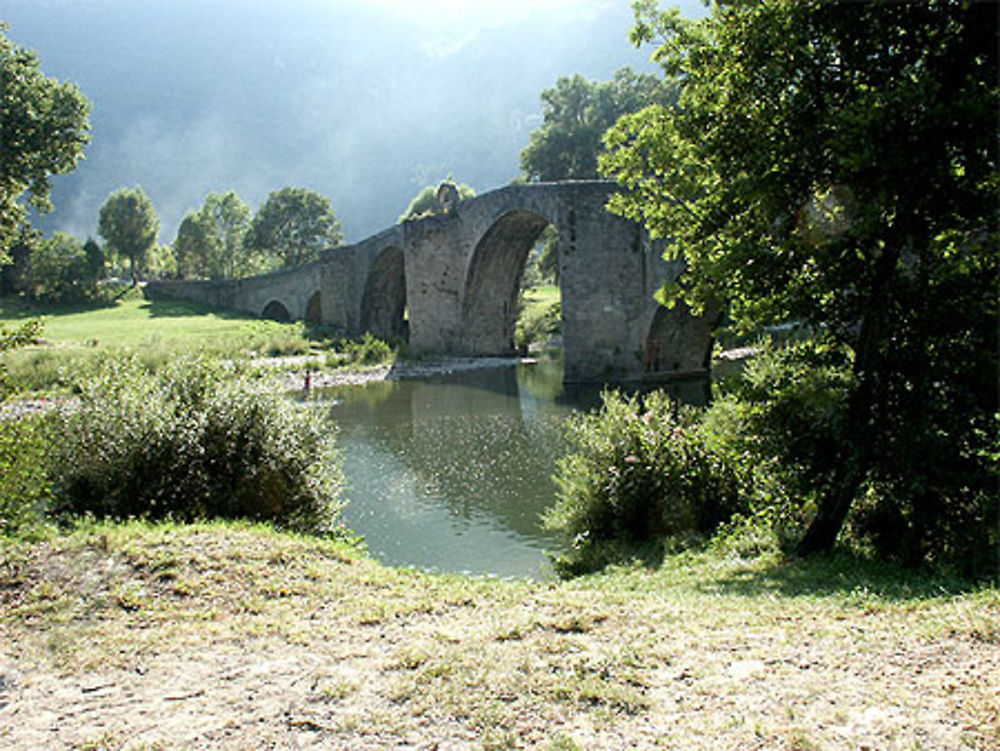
left=695, top=550, right=988, bottom=602
left=0, top=297, right=119, bottom=320
left=138, top=297, right=253, bottom=321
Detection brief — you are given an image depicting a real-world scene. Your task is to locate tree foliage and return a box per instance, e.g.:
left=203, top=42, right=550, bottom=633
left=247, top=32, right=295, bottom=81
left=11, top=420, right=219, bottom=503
left=97, top=186, right=160, bottom=283
left=398, top=180, right=476, bottom=222
left=0, top=24, right=91, bottom=263
left=174, top=190, right=255, bottom=279
left=521, top=67, right=676, bottom=182
left=246, top=187, right=342, bottom=269
left=24, top=231, right=102, bottom=302
left=601, top=0, right=999, bottom=566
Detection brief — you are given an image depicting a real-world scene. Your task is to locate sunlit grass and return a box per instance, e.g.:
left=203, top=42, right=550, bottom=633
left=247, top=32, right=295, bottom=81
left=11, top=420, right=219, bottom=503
left=521, top=284, right=559, bottom=318
left=0, top=294, right=396, bottom=396
left=1, top=296, right=301, bottom=349
left=3, top=520, right=997, bottom=749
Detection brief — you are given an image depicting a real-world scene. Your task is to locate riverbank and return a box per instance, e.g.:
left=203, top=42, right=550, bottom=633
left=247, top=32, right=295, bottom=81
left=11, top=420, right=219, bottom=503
left=0, top=355, right=534, bottom=421
left=277, top=354, right=534, bottom=391
left=2, top=521, right=997, bottom=750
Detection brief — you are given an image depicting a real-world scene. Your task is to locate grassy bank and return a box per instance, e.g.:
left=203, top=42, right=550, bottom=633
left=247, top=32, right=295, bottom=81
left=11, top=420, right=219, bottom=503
left=0, top=294, right=394, bottom=397
left=1, top=521, right=997, bottom=750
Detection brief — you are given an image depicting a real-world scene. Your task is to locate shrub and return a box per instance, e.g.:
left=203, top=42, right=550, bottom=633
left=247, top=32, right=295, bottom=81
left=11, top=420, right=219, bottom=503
left=544, top=390, right=743, bottom=576
left=335, top=333, right=394, bottom=366
left=707, top=340, right=998, bottom=579
left=699, top=340, right=853, bottom=546
left=0, top=319, right=44, bottom=399
left=0, top=414, right=53, bottom=539
left=49, top=357, right=344, bottom=533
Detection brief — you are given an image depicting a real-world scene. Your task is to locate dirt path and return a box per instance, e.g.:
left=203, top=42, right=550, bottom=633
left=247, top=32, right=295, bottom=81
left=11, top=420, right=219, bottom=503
left=2, top=525, right=998, bottom=750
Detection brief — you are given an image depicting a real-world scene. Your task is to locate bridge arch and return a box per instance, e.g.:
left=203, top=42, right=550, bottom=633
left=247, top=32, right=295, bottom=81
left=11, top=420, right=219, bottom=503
left=261, top=299, right=291, bottom=322
left=305, top=291, right=322, bottom=325
left=462, top=209, right=553, bottom=355
left=643, top=301, right=721, bottom=376
left=361, top=245, right=408, bottom=341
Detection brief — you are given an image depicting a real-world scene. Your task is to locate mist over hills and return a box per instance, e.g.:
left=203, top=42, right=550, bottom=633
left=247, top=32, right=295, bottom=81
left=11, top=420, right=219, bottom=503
left=3, top=0, right=702, bottom=245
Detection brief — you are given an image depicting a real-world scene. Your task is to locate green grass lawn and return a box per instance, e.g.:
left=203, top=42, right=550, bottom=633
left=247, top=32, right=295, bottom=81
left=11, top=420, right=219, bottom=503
left=0, top=293, right=338, bottom=396
left=521, top=283, right=560, bottom=318
left=1, top=296, right=289, bottom=348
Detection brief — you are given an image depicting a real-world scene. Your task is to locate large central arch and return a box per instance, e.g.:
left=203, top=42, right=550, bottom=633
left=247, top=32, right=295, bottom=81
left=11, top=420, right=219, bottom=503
left=462, top=210, right=552, bottom=355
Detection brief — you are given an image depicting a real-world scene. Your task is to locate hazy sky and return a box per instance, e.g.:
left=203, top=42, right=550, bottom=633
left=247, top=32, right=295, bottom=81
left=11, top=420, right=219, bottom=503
left=4, top=0, right=705, bottom=243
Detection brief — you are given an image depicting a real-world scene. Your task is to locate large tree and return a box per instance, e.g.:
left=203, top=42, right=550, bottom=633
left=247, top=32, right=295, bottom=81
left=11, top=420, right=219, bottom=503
left=97, top=186, right=160, bottom=284
left=521, top=67, right=676, bottom=182
left=172, top=212, right=208, bottom=280
left=245, top=187, right=342, bottom=269
left=0, top=24, right=91, bottom=262
left=602, top=1, right=998, bottom=562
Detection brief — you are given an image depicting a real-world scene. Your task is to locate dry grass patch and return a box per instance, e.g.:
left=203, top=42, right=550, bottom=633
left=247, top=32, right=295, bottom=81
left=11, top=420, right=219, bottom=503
left=1, top=521, right=998, bottom=750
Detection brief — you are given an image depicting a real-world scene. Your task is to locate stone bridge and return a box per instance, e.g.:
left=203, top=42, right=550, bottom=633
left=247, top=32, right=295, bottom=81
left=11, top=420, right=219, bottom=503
left=148, top=181, right=717, bottom=383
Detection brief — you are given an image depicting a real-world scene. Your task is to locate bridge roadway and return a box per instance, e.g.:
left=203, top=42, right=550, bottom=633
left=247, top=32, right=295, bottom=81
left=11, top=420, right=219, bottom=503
left=148, top=181, right=718, bottom=384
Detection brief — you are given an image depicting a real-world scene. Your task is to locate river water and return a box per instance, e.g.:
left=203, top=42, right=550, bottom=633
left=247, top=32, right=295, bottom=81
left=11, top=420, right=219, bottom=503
left=321, top=358, right=710, bottom=579
left=321, top=359, right=599, bottom=579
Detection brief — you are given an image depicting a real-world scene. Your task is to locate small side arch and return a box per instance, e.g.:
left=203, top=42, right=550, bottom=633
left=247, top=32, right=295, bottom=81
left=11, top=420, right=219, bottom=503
left=643, top=302, right=721, bottom=375
left=262, top=299, right=291, bottom=322
left=360, top=246, right=407, bottom=341
left=305, top=291, right=323, bottom=325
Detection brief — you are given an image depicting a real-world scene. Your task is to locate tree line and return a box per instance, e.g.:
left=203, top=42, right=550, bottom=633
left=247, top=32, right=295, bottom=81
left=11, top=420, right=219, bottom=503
left=1, top=183, right=344, bottom=303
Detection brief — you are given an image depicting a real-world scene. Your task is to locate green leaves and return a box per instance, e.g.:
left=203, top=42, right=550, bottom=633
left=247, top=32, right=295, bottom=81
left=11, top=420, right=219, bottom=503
left=174, top=190, right=256, bottom=280
left=245, top=186, right=343, bottom=269
left=97, top=186, right=160, bottom=282
left=601, top=1, right=998, bottom=565
left=545, top=390, right=743, bottom=576
left=521, top=67, right=677, bottom=182
left=49, top=357, right=344, bottom=534
left=0, top=24, right=91, bottom=259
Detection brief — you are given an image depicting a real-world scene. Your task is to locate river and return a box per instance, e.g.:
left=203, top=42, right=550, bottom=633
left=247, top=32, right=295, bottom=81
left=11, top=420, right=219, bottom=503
left=321, top=357, right=711, bottom=579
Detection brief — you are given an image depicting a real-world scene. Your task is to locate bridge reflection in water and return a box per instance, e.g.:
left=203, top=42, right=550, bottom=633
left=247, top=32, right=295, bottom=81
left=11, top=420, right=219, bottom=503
left=321, top=359, right=711, bottom=579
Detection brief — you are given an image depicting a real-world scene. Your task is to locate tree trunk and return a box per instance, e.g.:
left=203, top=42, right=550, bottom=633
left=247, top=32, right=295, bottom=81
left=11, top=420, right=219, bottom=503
left=796, top=242, right=901, bottom=556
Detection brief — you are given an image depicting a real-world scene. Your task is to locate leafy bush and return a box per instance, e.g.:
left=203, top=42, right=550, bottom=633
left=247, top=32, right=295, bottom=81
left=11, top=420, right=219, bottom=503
left=327, top=333, right=394, bottom=367
left=49, top=357, right=344, bottom=533
left=516, top=300, right=561, bottom=352
left=700, top=340, right=853, bottom=546
left=0, top=415, right=53, bottom=539
left=0, top=319, right=44, bottom=399
left=25, top=232, right=103, bottom=303
left=544, top=390, right=743, bottom=576
left=546, top=339, right=997, bottom=579
left=708, top=340, right=998, bottom=579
